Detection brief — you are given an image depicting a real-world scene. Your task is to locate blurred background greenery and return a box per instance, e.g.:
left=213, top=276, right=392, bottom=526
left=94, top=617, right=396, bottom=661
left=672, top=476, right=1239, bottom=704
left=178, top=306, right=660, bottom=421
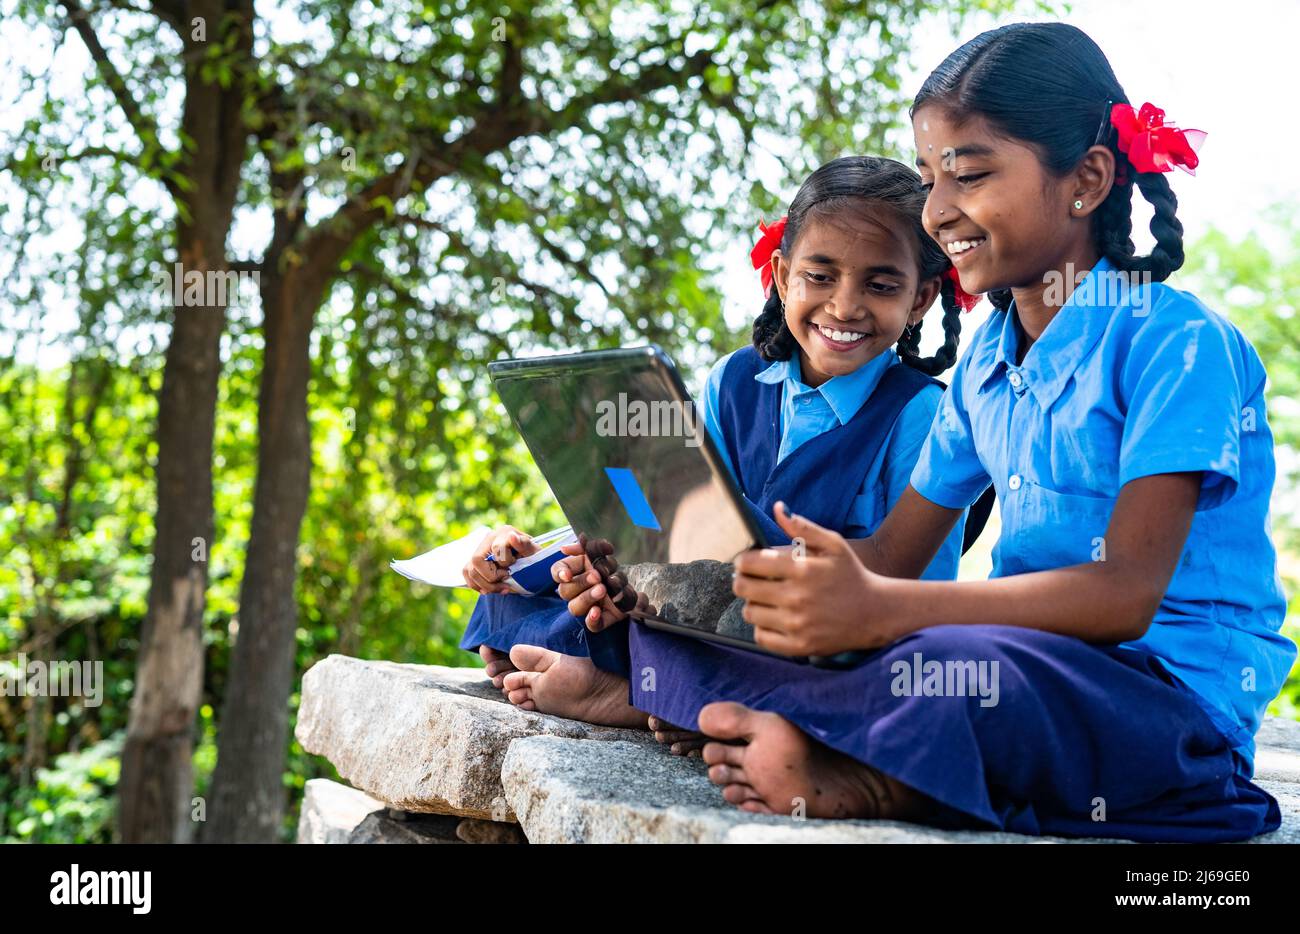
left=1, top=0, right=1296, bottom=843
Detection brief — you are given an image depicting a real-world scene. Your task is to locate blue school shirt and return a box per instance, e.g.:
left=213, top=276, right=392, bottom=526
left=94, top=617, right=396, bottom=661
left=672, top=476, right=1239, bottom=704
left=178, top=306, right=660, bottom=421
left=909, top=255, right=1296, bottom=770
left=699, top=346, right=964, bottom=581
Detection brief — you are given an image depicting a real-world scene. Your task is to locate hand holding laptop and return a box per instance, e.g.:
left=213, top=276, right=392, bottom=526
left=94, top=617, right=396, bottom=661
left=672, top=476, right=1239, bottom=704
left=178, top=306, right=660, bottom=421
left=552, top=534, right=657, bottom=631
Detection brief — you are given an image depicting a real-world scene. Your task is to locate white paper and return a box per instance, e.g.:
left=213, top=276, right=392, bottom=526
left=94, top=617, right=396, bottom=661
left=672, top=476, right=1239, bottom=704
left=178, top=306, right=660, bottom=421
left=390, top=524, right=577, bottom=593
left=390, top=526, right=493, bottom=588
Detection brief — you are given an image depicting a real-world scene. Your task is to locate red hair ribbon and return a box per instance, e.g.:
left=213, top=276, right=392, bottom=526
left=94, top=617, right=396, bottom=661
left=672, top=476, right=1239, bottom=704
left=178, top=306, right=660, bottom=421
left=946, top=267, right=981, bottom=312
left=1110, top=103, right=1207, bottom=176
left=750, top=216, right=788, bottom=298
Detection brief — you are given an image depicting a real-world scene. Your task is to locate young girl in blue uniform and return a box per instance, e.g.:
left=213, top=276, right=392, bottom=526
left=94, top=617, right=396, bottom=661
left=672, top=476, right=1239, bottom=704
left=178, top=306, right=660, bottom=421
left=464, top=155, right=974, bottom=705
left=579, top=22, right=1293, bottom=842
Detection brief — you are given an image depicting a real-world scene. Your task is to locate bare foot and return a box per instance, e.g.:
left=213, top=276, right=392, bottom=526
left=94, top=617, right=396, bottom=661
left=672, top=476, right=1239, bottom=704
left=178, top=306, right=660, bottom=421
left=479, top=645, right=517, bottom=691
left=698, top=701, right=932, bottom=821
left=648, top=715, right=707, bottom=757
left=503, top=645, right=646, bottom=729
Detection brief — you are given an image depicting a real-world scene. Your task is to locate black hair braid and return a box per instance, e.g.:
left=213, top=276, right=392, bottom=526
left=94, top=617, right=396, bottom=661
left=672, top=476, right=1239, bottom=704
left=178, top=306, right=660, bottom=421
left=1129, top=170, right=1185, bottom=280
left=1095, top=138, right=1185, bottom=282
left=896, top=275, right=963, bottom=376
left=751, top=288, right=797, bottom=361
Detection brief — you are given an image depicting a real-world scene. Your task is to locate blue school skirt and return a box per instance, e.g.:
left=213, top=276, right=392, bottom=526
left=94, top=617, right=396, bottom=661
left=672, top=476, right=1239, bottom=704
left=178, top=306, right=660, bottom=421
left=459, top=593, right=632, bottom=672
left=627, top=622, right=1281, bottom=843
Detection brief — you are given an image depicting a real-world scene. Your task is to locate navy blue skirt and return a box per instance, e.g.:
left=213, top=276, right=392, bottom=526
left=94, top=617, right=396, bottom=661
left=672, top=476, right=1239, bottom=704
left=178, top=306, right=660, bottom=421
left=459, top=593, right=633, bottom=673
left=459, top=593, right=589, bottom=656
left=627, top=622, right=1281, bottom=843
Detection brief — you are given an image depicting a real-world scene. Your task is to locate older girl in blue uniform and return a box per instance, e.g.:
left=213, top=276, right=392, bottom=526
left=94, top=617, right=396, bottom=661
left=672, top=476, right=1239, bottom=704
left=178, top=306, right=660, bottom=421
left=473, top=155, right=975, bottom=717
left=588, top=22, right=1293, bottom=842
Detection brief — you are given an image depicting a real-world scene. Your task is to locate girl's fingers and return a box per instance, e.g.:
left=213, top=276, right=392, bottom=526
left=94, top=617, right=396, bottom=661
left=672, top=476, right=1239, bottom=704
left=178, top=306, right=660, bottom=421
left=740, top=602, right=792, bottom=631
left=750, top=624, right=810, bottom=657
left=551, top=554, right=586, bottom=584
left=465, top=564, right=498, bottom=593
left=772, top=501, right=847, bottom=554
left=611, top=584, right=639, bottom=613
left=731, top=574, right=791, bottom=606
left=734, top=547, right=797, bottom=580
left=509, top=531, right=537, bottom=556
left=490, top=537, right=517, bottom=565
left=566, top=583, right=607, bottom=621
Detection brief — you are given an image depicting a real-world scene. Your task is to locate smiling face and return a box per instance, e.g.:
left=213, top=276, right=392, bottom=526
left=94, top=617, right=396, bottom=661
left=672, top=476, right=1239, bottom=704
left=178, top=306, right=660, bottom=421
left=912, top=106, right=1102, bottom=299
left=770, top=203, right=940, bottom=389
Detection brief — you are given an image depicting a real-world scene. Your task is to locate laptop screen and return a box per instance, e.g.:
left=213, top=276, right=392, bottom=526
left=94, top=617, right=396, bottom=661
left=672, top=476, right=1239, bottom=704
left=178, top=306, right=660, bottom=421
left=490, top=347, right=763, bottom=573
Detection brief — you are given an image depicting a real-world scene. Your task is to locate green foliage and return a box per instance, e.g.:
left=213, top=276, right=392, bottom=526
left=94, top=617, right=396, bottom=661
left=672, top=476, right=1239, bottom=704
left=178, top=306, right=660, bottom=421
left=3, top=732, right=121, bottom=844
left=1182, top=211, right=1300, bottom=715
left=1, top=0, right=1047, bottom=843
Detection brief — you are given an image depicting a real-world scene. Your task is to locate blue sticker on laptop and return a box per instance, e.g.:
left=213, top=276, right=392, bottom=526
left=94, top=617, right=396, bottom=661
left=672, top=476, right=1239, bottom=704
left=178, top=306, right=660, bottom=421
left=604, top=467, right=662, bottom=531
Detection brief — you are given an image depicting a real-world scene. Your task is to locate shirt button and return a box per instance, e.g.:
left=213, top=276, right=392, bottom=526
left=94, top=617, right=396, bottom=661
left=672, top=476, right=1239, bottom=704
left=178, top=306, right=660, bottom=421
left=1008, top=474, right=1023, bottom=491
left=1008, top=371, right=1023, bottom=388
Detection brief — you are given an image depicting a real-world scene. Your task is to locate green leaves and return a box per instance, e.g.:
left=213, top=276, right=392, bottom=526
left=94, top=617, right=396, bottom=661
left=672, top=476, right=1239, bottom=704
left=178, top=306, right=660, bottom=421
left=2, top=0, right=1046, bottom=840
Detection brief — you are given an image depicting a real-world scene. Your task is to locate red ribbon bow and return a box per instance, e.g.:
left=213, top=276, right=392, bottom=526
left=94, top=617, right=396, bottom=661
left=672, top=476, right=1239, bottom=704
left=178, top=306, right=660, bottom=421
left=750, top=216, right=788, bottom=298
left=1110, top=103, right=1206, bottom=176
left=947, top=267, right=981, bottom=312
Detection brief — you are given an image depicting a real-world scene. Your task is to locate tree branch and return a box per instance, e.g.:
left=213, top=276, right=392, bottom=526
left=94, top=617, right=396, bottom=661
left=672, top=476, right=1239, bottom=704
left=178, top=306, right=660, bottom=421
left=59, top=0, right=169, bottom=157
left=95, top=0, right=184, bottom=35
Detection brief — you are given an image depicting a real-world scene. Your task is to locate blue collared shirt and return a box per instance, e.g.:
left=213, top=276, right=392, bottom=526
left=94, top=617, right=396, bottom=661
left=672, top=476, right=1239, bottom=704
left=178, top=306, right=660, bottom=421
left=699, top=347, right=964, bottom=581
left=910, top=256, right=1296, bottom=769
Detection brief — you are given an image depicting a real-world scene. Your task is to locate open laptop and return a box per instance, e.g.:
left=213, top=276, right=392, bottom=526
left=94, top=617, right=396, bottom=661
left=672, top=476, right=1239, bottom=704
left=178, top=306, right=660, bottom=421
left=489, top=345, right=789, bottom=657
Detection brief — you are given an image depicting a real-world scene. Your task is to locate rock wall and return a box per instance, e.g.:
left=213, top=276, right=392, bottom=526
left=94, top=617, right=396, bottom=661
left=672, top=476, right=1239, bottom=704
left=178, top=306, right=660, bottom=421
left=296, top=655, right=1300, bottom=844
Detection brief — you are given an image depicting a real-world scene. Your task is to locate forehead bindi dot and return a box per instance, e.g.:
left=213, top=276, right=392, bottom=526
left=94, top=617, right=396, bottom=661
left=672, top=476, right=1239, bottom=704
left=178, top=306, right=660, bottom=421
left=927, top=144, right=933, bottom=150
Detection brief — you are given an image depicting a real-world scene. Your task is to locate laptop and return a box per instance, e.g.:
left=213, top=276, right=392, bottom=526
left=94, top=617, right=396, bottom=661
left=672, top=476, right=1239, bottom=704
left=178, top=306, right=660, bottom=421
left=489, top=345, right=788, bottom=657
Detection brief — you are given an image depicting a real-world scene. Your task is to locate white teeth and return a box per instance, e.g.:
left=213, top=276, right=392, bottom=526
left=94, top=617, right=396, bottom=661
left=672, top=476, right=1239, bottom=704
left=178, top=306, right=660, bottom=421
left=817, top=324, right=865, bottom=343
left=948, top=238, right=986, bottom=255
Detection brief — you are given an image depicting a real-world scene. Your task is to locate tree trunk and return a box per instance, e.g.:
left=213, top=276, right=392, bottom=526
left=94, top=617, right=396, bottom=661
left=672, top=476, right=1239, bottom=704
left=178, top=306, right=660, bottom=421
left=116, top=0, right=251, bottom=843
left=117, top=299, right=224, bottom=843
left=204, top=270, right=320, bottom=842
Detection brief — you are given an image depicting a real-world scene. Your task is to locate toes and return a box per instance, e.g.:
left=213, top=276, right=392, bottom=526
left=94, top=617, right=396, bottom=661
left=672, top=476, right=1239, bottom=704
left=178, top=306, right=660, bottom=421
left=701, top=740, right=746, bottom=768
left=484, top=659, right=516, bottom=683
left=506, top=686, right=532, bottom=707
left=708, top=763, right=745, bottom=786
left=721, top=782, right=762, bottom=806
left=697, top=701, right=760, bottom=742
left=502, top=669, right=532, bottom=693
left=509, top=643, right=555, bottom=673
